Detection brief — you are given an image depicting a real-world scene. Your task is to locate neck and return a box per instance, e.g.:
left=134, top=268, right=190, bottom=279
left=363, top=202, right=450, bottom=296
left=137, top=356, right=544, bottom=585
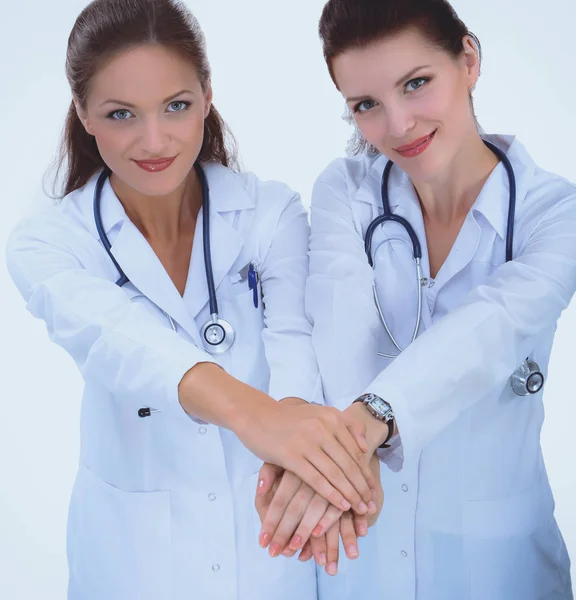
left=412, top=133, right=500, bottom=226
left=110, top=169, right=202, bottom=243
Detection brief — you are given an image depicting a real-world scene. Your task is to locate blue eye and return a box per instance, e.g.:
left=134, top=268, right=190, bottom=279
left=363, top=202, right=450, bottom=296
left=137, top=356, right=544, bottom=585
left=167, top=100, right=191, bottom=113
left=353, top=99, right=377, bottom=114
left=405, top=77, right=429, bottom=92
left=108, top=109, right=133, bottom=121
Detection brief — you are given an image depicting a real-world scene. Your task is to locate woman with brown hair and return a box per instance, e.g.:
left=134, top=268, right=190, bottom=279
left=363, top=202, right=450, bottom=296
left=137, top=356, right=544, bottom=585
left=4, top=1, right=380, bottom=598
left=257, top=0, right=575, bottom=598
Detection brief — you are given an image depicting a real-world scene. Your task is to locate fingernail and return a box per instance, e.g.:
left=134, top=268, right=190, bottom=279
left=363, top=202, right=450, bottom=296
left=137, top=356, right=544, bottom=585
left=347, top=545, right=359, bottom=558
left=282, top=548, right=293, bottom=557
left=358, top=523, right=368, bottom=536
left=312, top=525, right=323, bottom=537
left=358, top=501, right=368, bottom=514
left=341, top=500, right=352, bottom=511
left=269, top=543, right=281, bottom=557
left=368, top=501, right=377, bottom=514
left=327, top=562, right=338, bottom=576
left=260, top=532, right=271, bottom=547
left=318, top=553, right=327, bottom=566
left=289, top=535, right=302, bottom=550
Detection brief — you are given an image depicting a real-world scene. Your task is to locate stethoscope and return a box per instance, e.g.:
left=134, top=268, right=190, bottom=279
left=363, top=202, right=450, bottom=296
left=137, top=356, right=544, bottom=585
left=93, top=162, right=236, bottom=355
left=364, top=139, right=544, bottom=396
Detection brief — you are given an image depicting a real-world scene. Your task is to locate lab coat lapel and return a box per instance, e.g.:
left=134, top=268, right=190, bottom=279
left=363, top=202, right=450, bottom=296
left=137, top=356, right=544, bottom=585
left=183, top=163, right=251, bottom=319
left=184, top=206, right=244, bottom=319
left=110, top=219, right=203, bottom=345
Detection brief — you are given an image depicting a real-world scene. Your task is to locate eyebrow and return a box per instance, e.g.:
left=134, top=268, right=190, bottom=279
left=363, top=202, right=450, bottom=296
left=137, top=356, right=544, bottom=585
left=98, top=89, right=195, bottom=108
left=345, top=65, right=431, bottom=103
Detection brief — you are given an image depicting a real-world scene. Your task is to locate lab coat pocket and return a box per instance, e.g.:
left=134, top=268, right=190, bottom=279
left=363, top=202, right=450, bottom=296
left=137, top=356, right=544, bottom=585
left=68, top=463, right=172, bottom=600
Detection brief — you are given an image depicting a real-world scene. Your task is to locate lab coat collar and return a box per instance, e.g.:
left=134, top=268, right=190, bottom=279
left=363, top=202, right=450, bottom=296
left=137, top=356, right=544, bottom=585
left=87, top=161, right=255, bottom=237
left=471, top=134, right=536, bottom=240
left=85, top=162, right=250, bottom=343
left=354, top=134, right=536, bottom=241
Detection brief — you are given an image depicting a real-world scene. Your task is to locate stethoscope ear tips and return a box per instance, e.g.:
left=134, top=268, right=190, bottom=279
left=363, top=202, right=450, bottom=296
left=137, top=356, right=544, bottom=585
left=510, top=359, right=544, bottom=396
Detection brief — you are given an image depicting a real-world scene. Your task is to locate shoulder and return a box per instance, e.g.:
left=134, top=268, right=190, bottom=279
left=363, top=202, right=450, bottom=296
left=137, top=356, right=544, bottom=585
left=312, top=152, right=385, bottom=204
left=6, top=182, right=96, bottom=265
left=203, top=162, right=303, bottom=219
left=515, top=144, right=576, bottom=231
left=315, top=153, right=384, bottom=188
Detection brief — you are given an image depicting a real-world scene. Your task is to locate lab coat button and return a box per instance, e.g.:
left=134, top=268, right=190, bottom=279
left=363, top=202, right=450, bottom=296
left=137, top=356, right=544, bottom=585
left=208, top=493, right=217, bottom=501
left=420, top=277, right=429, bottom=287
left=198, top=426, right=207, bottom=435
left=402, top=484, right=408, bottom=492
left=401, top=550, right=408, bottom=558
left=212, top=564, right=220, bottom=572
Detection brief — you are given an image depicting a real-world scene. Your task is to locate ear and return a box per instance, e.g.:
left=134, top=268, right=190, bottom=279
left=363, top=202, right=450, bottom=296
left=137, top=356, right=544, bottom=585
left=73, top=98, right=95, bottom=136
left=462, top=35, right=481, bottom=91
left=203, top=82, right=213, bottom=119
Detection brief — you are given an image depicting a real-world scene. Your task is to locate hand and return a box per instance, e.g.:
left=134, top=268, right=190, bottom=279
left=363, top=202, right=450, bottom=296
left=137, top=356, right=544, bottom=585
left=255, top=452, right=382, bottom=556
left=237, top=400, right=376, bottom=513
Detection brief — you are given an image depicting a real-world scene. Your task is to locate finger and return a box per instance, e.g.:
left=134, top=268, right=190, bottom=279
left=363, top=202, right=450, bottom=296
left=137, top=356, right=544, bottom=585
left=312, top=504, right=348, bottom=539
left=325, top=521, right=340, bottom=576
left=310, top=533, right=327, bottom=568
left=257, top=463, right=283, bottom=497
left=322, top=432, right=376, bottom=504
left=290, top=494, right=332, bottom=551
left=335, top=427, right=377, bottom=491
left=307, top=448, right=369, bottom=514
left=298, top=540, right=314, bottom=562
left=353, top=512, right=369, bottom=538
left=260, top=471, right=302, bottom=549
left=340, top=511, right=359, bottom=560
left=255, top=465, right=284, bottom=526
left=269, top=484, right=315, bottom=557
left=287, top=458, right=352, bottom=513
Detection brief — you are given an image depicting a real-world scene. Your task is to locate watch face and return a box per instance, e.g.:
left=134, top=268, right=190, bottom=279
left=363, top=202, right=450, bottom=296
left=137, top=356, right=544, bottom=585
left=356, top=393, right=394, bottom=421
left=372, top=396, right=392, bottom=418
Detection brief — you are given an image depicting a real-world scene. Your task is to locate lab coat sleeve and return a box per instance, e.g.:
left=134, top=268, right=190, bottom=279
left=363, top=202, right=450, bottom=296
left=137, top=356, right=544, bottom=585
left=366, top=193, right=576, bottom=461
left=5, top=219, right=219, bottom=419
left=307, top=165, right=576, bottom=464
left=259, top=190, right=323, bottom=405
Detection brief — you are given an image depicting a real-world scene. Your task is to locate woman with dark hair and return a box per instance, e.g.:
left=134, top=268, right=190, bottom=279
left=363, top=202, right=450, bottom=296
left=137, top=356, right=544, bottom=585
left=4, top=1, right=380, bottom=598
left=257, top=0, right=575, bottom=598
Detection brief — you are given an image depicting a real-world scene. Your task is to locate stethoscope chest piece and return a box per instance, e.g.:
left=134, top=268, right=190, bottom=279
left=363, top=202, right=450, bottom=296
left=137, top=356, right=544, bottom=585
left=201, top=315, right=235, bottom=354
left=510, top=358, right=544, bottom=396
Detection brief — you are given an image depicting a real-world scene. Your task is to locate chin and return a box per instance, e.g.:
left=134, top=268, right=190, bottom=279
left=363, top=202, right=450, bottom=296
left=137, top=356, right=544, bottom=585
left=130, top=167, right=190, bottom=197
left=395, top=151, right=447, bottom=184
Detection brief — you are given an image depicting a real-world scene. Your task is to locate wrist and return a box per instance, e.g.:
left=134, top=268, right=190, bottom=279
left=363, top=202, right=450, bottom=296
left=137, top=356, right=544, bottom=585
left=345, top=402, right=389, bottom=453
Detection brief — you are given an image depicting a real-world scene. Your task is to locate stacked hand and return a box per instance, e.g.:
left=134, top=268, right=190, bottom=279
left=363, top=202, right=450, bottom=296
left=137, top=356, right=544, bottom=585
left=253, top=401, right=386, bottom=575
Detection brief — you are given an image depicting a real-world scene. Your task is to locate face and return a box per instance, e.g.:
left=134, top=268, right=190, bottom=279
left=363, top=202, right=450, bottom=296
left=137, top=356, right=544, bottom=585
left=332, top=28, right=480, bottom=182
left=75, top=44, right=211, bottom=197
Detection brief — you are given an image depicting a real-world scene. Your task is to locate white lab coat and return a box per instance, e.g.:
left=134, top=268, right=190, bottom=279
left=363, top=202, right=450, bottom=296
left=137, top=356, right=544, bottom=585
left=306, top=135, right=575, bottom=600
left=6, top=163, right=320, bottom=600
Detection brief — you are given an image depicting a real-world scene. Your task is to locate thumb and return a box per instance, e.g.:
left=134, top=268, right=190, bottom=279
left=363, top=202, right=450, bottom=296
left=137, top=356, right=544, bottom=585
left=257, top=462, right=283, bottom=497
left=347, top=419, right=368, bottom=454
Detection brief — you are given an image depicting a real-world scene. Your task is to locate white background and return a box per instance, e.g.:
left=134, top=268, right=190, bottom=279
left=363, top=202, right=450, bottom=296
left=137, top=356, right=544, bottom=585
left=1, top=0, right=575, bottom=597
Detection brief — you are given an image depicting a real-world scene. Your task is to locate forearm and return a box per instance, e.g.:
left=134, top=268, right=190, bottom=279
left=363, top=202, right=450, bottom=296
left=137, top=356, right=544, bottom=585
left=178, top=362, right=278, bottom=432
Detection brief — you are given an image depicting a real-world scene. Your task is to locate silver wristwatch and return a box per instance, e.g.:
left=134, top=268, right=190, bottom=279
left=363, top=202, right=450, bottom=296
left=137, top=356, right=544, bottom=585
left=353, top=393, right=395, bottom=447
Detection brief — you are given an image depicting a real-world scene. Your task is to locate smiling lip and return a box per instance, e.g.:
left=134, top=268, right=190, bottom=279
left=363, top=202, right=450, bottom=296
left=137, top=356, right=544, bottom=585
left=394, top=131, right=436, bottom=158
left=133, top=156, right=177, bottom=172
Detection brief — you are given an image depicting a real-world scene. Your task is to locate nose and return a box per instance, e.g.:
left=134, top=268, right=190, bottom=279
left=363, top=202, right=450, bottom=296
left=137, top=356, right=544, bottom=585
left=383, top=100, right=416, bottom=141
left=139, top=116, right=169, bottom=156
